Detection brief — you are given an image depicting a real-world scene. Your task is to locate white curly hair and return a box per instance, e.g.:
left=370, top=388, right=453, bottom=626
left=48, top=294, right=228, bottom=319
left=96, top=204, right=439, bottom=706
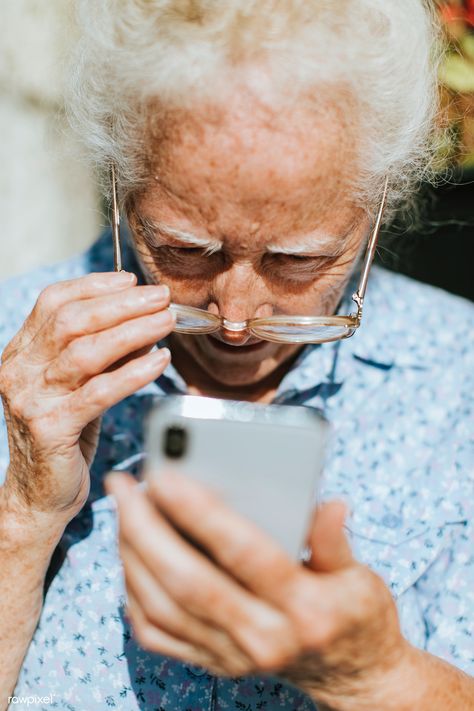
left=66, top=0, right=444, bottom=215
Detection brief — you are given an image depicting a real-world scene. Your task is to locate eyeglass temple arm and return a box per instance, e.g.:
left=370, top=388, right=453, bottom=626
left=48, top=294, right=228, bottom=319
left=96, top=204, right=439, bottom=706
left=352, top=177, right=388, bottom=320
left=111, top=164, right=123, bottom=272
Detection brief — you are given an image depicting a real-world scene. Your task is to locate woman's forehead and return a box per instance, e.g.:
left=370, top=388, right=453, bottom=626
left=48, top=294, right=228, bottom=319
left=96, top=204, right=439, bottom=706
left=141, top=94, right=359, bottom=236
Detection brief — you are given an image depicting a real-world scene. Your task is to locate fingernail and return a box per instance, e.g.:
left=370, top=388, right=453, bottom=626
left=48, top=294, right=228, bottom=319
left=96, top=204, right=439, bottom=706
left=149, top=347, right=171, bottom=366
left=114, top=270, right=135, bottom=282
left=148, top=285, right=170, bottom=304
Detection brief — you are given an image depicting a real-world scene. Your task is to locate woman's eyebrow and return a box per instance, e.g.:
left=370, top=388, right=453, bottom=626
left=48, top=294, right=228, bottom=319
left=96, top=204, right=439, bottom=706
left=267, top=230, right=352, bottom=256
left=137, top=217, right=223, bottom=254
left=137, top=216, right=355, bottom=256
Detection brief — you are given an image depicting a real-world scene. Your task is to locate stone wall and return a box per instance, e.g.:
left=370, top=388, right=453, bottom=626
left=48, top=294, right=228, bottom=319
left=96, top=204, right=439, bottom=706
left=0, top=0, right=100, bottom=280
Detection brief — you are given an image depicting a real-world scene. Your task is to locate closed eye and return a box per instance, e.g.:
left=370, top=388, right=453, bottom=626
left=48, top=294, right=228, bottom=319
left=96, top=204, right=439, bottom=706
left=142, top=244, right=228, bottom=280
left=260, top=253, right=339, bottom=283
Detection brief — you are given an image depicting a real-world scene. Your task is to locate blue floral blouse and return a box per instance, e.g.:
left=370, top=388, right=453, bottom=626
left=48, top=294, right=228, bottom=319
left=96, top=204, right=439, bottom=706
left=0, top=232, right=473, bottom=710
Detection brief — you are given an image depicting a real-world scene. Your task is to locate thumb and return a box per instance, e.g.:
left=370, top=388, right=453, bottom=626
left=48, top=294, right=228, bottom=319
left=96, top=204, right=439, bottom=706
left=306, top=500, right=353, bottom=573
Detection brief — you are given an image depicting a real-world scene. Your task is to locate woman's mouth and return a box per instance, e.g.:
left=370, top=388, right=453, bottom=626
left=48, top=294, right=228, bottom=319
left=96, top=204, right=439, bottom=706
left=205, top=335, right=268, bottom=353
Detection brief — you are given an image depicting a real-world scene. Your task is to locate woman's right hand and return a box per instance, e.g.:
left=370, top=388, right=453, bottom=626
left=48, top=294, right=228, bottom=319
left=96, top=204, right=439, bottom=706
left=0, top=271, right=173, bottom=528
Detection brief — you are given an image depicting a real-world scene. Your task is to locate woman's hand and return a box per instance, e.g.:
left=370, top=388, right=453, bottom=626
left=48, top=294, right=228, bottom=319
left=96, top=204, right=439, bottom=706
left=0, top=272, right=173, bottom=528
left=106, top=469, right=413, bottom=710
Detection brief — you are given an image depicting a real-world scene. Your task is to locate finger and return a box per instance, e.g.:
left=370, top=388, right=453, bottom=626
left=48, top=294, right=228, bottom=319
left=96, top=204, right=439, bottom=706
left=32, top=271, right=137, bottom=323
left=121, top=539, right=251, bottom=673
left=38, top=284, right=170, bottom=356
left=107, top=472, right=296, bottom=669
left=125, top=588, right=220, bottom=671
left=68, top=346, right=171, bottom=424
left=42, top=285, right=170, bottom=355
left=2, top=271, right=137, bottom=362
left=44, top=310, right=175, bottom=389
left=104, top=469, right=138, bottom=496
left=306, top=501, right=353, bottom=573
left=104, top=344, right=154, bottom=372
left=148, top=471, right=300, bottom=606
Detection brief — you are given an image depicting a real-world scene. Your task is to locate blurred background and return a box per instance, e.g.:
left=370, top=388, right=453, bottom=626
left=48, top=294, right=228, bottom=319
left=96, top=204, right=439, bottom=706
left=0, top=1, right=99, bottom=280
left=0, top=0, right=472, bottom=299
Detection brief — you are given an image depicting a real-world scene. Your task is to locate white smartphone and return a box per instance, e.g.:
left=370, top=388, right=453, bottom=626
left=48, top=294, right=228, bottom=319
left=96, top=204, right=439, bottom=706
left=144, top=395, right=329, bottom=560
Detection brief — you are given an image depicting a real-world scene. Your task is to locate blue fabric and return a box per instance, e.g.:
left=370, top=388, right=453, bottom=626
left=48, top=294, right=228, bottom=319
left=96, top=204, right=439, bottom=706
left=1, top=231, right=473, bottom=710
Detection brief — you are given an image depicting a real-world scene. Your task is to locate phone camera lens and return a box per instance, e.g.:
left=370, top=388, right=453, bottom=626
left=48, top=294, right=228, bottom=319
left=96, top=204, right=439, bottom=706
left=163, top=425, right=188, bottom=459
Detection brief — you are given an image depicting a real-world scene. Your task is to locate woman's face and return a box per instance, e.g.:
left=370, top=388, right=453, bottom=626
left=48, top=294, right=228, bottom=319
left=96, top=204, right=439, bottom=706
left=127, top=94, right=369, bottom=389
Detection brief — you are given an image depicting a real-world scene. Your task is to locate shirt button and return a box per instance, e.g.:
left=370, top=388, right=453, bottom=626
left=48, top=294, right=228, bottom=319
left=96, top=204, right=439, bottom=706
left=185, top=664, right=208, bottom=677
left=381, top=513, right=402, bottom=529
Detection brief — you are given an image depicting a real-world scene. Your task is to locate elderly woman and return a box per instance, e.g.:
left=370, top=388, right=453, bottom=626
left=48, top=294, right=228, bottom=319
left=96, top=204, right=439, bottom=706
left=0, top=1, right=473, bottom=709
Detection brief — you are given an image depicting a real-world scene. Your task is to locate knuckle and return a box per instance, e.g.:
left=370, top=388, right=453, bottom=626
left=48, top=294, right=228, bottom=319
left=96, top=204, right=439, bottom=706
left=67, top=339, right=95, bottom=374
left=171, top=578, right=195, bottom=608
left=1, top=339, right=17, bottom=364
left=0, top=364, right=12, bottom=396
left=305, top=616, right=336, bottom=651
left=54, top=303, right=81, bottom=340
left=1, top=327, right=28, bottom=364
left=223, top=538, right=255, bottom=572
left=247, top=639, right=289, bottom=672
left=131, top=619, right=150, bottom=647
left=35, top=284, right=61, bottom=315
left=227, top=659, right=253, bottom=677
left=170, top=569, right=204, bottom=608
left=5, top=394, right=25, bottom=422
left=2, top=388, right=34, bottom=424
left=204, top=585, right=225, bottom=610
left=112, top=322, right=135, bottom=350
left=239, top=612, right=298, bottom=671
left=82, top=379, right=109, bottom=409
left=140, top=597, right=170, bottom=631
left=132, top=621, right=159, bottom=653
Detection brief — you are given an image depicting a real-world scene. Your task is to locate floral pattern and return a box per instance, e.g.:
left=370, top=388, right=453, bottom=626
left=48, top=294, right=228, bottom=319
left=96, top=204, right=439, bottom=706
left=1, top=231, right=473, bottom=710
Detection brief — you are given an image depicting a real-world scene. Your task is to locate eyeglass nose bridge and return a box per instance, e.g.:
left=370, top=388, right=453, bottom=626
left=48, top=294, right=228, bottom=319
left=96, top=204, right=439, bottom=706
left=221, top=318, right=250, bottom=333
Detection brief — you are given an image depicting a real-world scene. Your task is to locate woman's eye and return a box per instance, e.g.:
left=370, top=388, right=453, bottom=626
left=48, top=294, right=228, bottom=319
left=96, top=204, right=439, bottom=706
left=146, top=244, right=227, bottom=279
left=169, top=246, right=202, bottom=255
left=160, top=246, right=214, bottom=260
left=261, top=253, right=337, bottom=281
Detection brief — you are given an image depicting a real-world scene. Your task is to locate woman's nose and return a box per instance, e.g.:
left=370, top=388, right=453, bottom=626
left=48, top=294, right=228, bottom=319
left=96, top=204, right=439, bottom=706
left=219, top=322, right=252, bottom=345
left=210, top=264, right=272, bottom=342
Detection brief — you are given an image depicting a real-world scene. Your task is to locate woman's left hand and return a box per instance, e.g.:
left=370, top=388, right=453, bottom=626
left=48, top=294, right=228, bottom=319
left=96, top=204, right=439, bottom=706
left=105, top=470, right=413, bottom=708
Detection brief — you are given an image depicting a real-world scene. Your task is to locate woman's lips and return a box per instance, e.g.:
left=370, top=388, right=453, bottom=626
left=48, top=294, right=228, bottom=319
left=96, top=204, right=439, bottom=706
left=204, top=335, right=268, bottom=352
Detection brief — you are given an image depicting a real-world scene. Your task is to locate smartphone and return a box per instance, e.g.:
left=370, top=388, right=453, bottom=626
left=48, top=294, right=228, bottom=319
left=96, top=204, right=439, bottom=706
left=144, top=395, right=329, bottom=560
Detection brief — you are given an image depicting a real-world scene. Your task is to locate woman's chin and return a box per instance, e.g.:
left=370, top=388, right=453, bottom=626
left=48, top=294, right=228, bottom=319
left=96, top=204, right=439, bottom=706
left=194, top=357, right=278, bottom=388
left=188, top=346, right=281, bottom=387
left=169, top=333, right=301, bottom=390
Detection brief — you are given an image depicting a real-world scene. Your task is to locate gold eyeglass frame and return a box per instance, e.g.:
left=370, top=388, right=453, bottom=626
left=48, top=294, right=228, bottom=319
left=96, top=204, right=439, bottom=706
left=111, top=165, right=388, bottom=345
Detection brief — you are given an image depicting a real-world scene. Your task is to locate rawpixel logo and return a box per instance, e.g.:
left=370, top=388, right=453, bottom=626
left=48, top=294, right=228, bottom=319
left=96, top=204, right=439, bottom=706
left=8, top=694, right=55, bottom=706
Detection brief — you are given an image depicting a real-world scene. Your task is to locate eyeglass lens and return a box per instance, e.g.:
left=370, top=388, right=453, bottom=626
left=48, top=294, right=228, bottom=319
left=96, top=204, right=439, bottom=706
left=169, top=304, right=355, bottom=343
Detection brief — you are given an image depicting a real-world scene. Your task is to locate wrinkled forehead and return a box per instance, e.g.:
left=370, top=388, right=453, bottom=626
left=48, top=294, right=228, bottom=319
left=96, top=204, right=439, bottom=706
left=134, top=88, right=362, bottom=238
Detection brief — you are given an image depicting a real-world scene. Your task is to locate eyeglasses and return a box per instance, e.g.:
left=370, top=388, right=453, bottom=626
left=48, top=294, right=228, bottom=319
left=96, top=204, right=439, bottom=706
left=111, top=166, right=387, bottom=344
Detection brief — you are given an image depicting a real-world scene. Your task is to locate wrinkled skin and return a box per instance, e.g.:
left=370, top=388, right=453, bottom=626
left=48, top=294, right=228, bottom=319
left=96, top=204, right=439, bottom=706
left=105, top=87, right=416, bottom=710
left=0, top=274, right=173, bottom=521
left=4, top=80, right=468, bottom=710
left=126, top=88, right=369, bottom=398
left=105, top=471, right=414, bottom=711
